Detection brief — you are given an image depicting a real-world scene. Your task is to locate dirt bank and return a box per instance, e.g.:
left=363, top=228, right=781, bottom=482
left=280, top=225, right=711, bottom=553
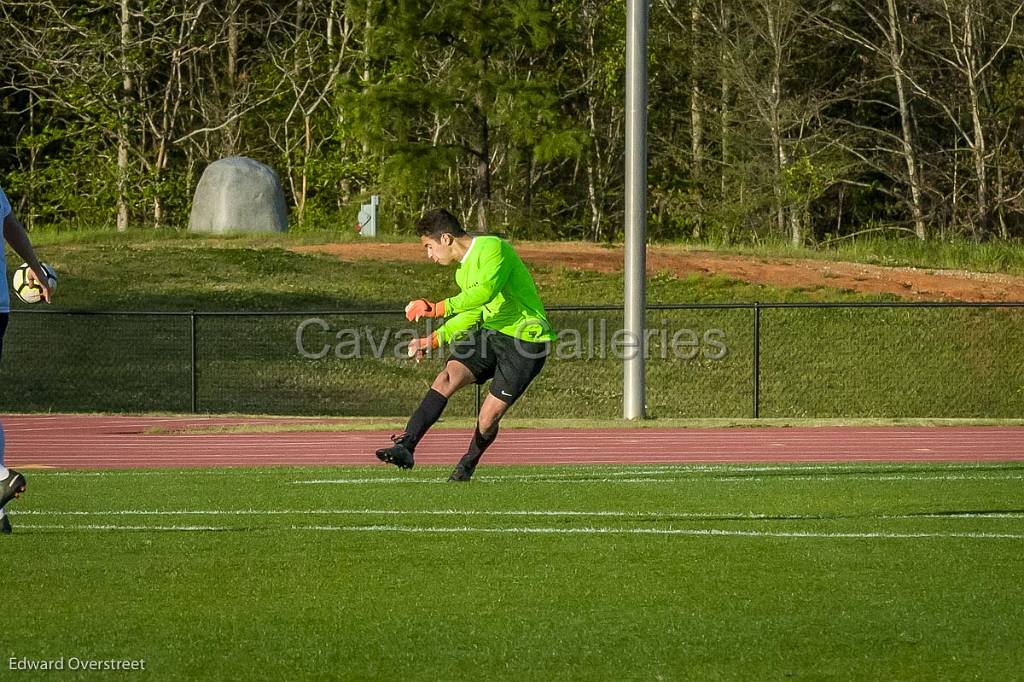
left=294, top=241, right=1024, bottom=302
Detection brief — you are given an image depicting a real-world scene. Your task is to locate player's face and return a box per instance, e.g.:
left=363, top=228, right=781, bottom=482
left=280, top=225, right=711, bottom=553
left=421, top=233, right=456, bottom=265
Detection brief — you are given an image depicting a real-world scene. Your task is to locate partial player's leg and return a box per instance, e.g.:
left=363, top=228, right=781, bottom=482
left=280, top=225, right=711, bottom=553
left=1, top=419, right=28, bottom=538
left=449, top=335, right=549, bottom=481
left=0, top=313, right=23, bottom=535
left=449, top=394, right=511, bottom=481
left=0, top=434, right=26, bottom=535
left=375, top=360, right=477, bottom=469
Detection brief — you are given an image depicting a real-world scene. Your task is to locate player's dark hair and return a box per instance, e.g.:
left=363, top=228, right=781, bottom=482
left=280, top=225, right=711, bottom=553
left=415, top=208, right=467, bottom=239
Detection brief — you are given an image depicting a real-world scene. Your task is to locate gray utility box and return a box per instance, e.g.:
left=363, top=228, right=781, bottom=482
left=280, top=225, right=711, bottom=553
left=357, top=195, right=379, bottom=237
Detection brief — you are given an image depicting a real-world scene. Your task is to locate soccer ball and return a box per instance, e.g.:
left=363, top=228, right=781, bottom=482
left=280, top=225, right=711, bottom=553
left=11, top=262, right=57, bottom=304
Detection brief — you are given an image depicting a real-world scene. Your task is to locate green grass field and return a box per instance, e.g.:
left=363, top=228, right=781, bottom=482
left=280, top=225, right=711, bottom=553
left=4, top=462, right=1024, bottom=679
left=23, top=227, right=1024, bottom=276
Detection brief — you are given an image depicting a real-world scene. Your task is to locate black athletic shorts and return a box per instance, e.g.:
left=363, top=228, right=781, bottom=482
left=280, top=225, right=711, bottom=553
left=0, top=312, right=7, bottom=359
left=448, top=329, right=549, bottom=405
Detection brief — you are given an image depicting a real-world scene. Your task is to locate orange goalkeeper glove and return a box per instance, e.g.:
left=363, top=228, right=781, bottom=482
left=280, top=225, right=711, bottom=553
left=405, top=298, right=446, bottom=322
left=407, top=332, right=440, bottom=362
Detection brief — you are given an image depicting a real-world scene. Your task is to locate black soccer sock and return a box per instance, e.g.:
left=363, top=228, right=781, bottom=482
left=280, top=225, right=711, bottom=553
left=403, top=388, right=449, bottom=449
left=458, top=423, right=499, bottom=472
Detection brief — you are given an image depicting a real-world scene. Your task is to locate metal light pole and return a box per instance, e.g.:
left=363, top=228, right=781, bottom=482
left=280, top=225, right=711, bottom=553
left=624, top=0, right=648, bottom=420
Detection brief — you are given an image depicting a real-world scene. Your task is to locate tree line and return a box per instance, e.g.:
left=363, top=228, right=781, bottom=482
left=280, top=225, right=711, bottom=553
left=2, top=0, right=1023, bottom=243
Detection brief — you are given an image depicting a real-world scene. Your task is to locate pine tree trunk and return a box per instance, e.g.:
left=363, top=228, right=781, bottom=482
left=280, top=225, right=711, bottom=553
left=477, top=114, right=490, bottom=232
left=967, top=76, right=989, bottom=238
left=224, top=0, right=240, bottom=156
left=964, top=5, right=989, bottom=238
left=117, top=0, right=131, bottom=232
left=523, top=146, right=534, bottom=222
left=886, top=0, right=927, bottom=240
left=327, top=0, right=336, bottom=46
left=362, top=1, right=373, bottom=155
left=718, top=0, right=730, bottom=200
left=587, top=155, right=603, bottom=241
left=765, top=6, right=787, bottom=240
left=770, top=94, right=786, bottom=239
left=995, top=156, right=1009, bottom=239
left=690, top=0, right=704, bottom=238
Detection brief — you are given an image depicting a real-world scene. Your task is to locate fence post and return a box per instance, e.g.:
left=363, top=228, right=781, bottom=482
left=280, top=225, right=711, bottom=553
left=475, top=322, right=483, bottom=416
left=752, top=302, right=761, bottom=419
left=190, top=310, right=198, bottom=413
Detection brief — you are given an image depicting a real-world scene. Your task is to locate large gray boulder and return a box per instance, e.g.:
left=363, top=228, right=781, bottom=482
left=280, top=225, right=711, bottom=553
left=188, top=157, right=288, bottom=234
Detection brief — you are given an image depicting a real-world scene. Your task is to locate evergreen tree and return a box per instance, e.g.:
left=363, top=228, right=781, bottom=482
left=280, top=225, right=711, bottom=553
left=349, top=0, right=584, bottom=231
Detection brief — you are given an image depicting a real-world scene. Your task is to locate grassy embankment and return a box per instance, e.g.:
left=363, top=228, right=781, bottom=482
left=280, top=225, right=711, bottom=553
left=3, top=231, right=1021, bottom=419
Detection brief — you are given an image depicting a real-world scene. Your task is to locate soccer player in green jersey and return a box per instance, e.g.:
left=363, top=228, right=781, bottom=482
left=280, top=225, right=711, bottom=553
left=376, top=208, right=556, bottom=481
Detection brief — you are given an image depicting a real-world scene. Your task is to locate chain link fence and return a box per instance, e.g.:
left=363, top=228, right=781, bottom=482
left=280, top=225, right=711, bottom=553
left=1, top=303, right=1021, bottom=418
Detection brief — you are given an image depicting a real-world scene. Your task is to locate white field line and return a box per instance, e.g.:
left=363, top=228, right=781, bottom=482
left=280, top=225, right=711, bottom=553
left=22, top=462, right=1023, bottom=478
left=15, top=508, right=704, bottom=518
left=549, top=464, right=1016, bottom=474
left=293, top=473, right=1024, bottom=484
left=444, top=467, right=1024, bottom=480
left=639, top=462, right=1017, bottom=471
left=15, top=523, right=228, bottom=532
left=17, top=471, right=1024, bottom=485
left=25, top=470, right=247, bottom=477
left=896, top=512, right=1024, bottom=519
left=12, top=522, right=1024, bottom=540
left=294, top=525, right=1024, bottom=540
left=17, top=508, right=1024, bottom=520
left=716, top=473, right=1024, bottom=483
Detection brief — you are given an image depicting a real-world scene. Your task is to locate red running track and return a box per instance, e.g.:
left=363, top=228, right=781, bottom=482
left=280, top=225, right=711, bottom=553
left=2, top=414, right=1023, bottom=469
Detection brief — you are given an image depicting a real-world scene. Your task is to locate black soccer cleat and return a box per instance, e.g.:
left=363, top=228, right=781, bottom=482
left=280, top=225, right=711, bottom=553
left=0, top=470, right=27, bottom=512
left=448, top=450, right=483, bottom=482
left=448, top=464, right=473, bottom=482
left=1, top=514, right=11, bottom=535
left=376, top=435, right=415, bottom=470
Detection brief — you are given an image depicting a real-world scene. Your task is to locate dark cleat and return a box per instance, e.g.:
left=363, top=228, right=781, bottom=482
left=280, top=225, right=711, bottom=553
left=1, top=514, right=10, bottom=535
left=448, top=450, right=483, bottom=482
left=375, top=435, right=415, bottom=470
left=0, top=470, right=26, bottom=512
left=448, top=464, right=473, bottom=482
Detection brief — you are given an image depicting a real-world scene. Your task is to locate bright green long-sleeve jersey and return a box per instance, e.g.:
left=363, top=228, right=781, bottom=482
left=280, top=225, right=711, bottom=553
left=435, top=236, right=556, bottom=344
